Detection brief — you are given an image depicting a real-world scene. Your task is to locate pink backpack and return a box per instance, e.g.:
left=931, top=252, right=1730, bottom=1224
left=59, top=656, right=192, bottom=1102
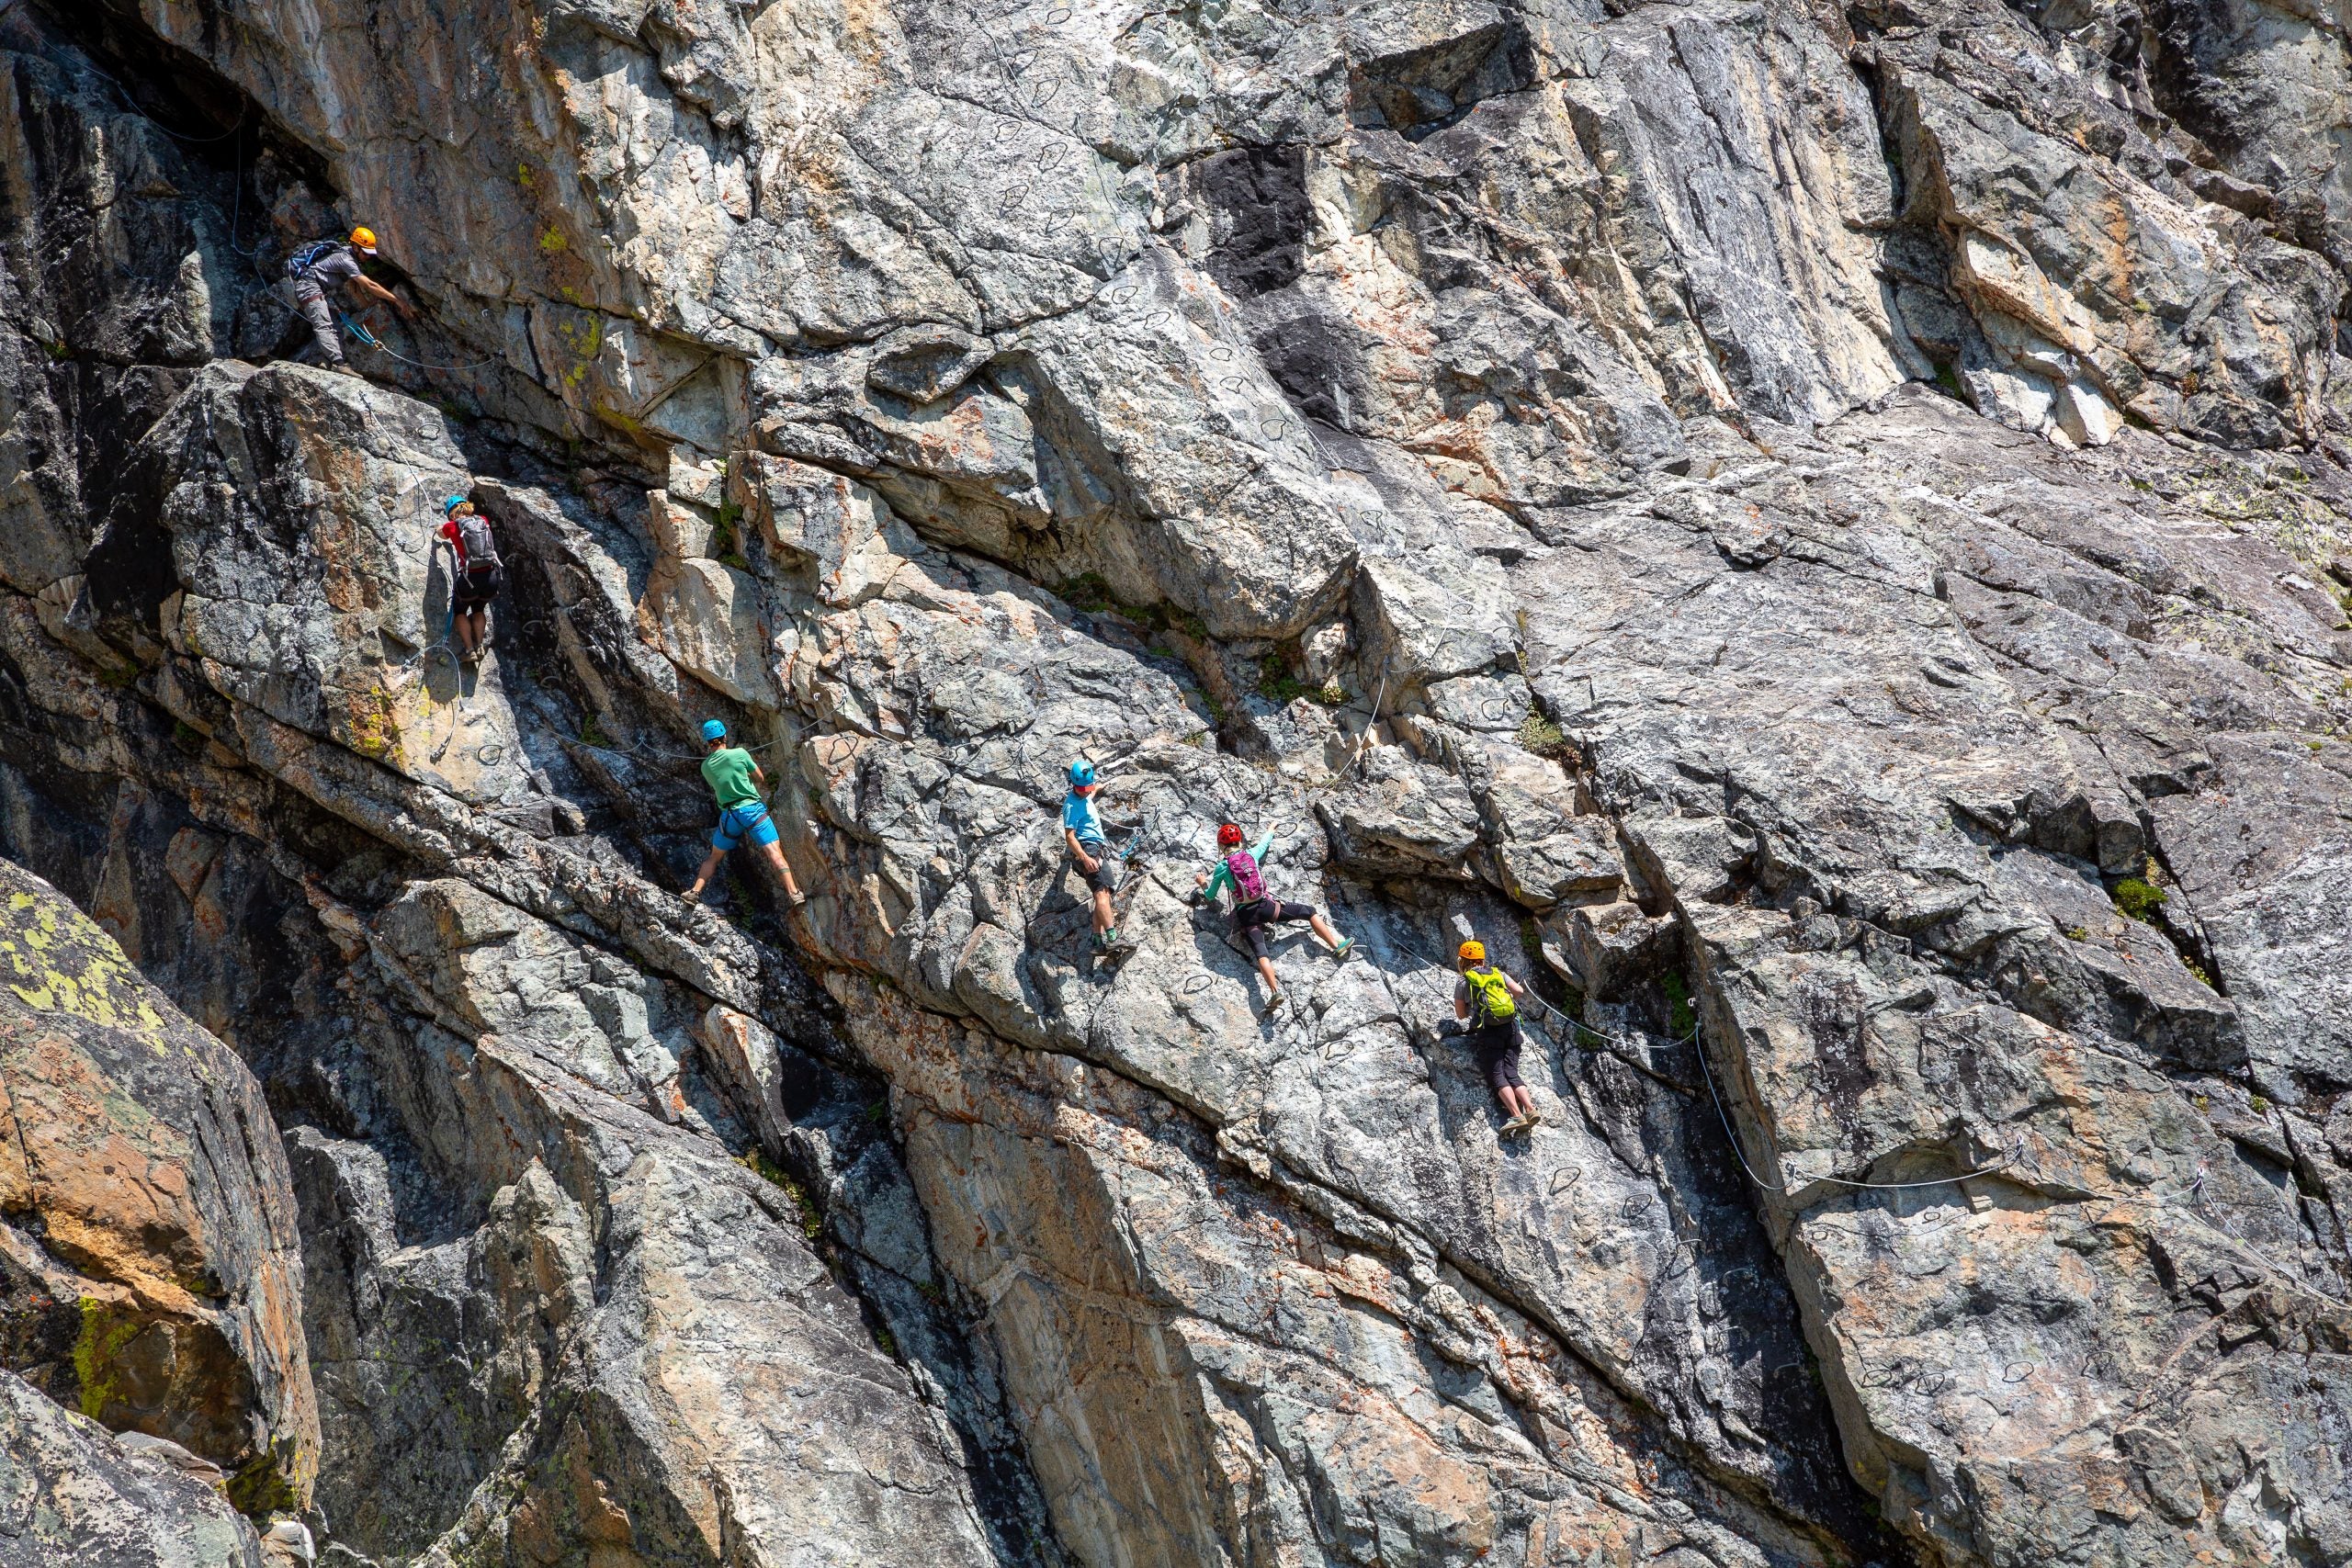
left=1227, top=851, right=1266, bottom=902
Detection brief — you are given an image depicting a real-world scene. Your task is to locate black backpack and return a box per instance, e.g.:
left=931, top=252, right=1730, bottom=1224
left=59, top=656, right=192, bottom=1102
left=455, top=512, right=501, bottom=571
left=284, top=240, right=341, bottom=282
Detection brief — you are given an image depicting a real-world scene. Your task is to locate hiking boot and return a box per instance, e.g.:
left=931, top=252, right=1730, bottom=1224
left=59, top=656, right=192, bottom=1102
left=1500, top=1114, right=1533, bottom=1138
left=1262, top=986, right=1285, bottom=1012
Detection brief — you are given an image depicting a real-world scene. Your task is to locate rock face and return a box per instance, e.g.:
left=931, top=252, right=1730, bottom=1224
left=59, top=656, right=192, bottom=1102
left=0, top=1369, right=268, bottom=1568
left=1, top=0, right=2350, bottom=1562
left=0, top=860, right=317, bottom=1514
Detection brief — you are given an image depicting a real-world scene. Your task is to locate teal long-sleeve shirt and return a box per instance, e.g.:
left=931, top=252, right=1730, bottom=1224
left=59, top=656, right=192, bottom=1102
left=1201, top=832, right=1276, bottom=904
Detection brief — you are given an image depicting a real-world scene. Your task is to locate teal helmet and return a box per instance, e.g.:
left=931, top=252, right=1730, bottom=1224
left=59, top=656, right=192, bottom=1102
left=1068, top=760, right=1096, bottom=787
left=701, top=718, right=728, bottom=744
left=444, top=494, right=469, bottom=516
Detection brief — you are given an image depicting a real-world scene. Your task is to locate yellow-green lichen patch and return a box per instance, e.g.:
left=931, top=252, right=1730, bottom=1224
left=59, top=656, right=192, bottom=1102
left=343, top=681, right=402, bottom=761
left=72, top=1296, right=142, bottom=1421
left=0, top=894, right=171, bottom=1046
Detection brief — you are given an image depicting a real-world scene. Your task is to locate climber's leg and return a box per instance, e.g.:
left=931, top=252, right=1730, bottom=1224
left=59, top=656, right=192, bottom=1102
left=294, top=284, right=346, bottom=369
left=757, top=838, right=804, bottom=905
left=1239, top=912, right=1281, bottom=995
left=454, top=566, right=501, bottom=665
left=1087, top=853, right=1121, bottom=943
left=1474, top=1021, right=1532, bottom=1128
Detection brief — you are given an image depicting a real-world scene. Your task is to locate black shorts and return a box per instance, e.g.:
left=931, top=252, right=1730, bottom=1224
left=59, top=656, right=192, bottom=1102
left=1235, top=897, right=1315, bottom=961
left=455, top=564, right=503, bottom=610
left=1078, top=850, right=1122, bottom=895
left=1469, top=1019, right=1523, bottom=1093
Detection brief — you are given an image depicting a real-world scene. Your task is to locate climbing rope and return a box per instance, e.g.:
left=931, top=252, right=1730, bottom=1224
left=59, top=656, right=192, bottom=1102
left=564, top=730, right=792, bottom=767
left=1690, top=1028, right=2015, bottom=1195
left=1355, top=908, right=2018, bottom=1195
left=339, top=312, right=503, bottom=374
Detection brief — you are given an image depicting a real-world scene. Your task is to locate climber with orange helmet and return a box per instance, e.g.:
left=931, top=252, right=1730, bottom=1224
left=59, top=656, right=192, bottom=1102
left=1451, top=940, right=1537, bottom=1135
left=1195, top=820, right=1352, bottom=1009
left=285, top=226, right=411, bottom=375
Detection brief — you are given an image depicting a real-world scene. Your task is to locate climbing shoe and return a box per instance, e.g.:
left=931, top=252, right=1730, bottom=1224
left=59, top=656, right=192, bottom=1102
left=1331, top=937, right=1355, bottom=963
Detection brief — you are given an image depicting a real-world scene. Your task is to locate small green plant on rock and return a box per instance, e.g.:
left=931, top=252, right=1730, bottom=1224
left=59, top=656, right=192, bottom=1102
left=1258, top=652, right=1344, bottom=707
left=1057, top=573, right=1115, bottom=615
left=2112, top=877, right=2166, bottom=923
left=1518, top=712, right=1569, bottom=759
left=1661, top=972, right=1697, bottom=1036
left=738, top=1151, right=824, bottom=1242
left=710, top=502, right=750, bottom=571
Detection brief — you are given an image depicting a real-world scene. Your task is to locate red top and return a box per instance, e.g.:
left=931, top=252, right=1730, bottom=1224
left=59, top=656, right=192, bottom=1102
left=439, top=517, right=469, bottom=573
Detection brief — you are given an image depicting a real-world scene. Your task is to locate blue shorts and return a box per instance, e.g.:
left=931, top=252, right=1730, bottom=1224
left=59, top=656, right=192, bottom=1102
left=711, top=802, right=778, bottom=852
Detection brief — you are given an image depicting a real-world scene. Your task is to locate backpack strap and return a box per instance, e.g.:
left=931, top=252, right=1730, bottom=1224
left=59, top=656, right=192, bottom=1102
left=286, top=241, right=334, bottom=280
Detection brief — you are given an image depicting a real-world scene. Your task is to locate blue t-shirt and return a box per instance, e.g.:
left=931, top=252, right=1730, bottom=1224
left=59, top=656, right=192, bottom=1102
left=1061, top=791, right=1107, bottom=850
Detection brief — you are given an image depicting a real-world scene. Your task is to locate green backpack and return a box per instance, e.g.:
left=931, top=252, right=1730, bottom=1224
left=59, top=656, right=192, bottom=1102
left=1464, top=965, right=1517, bottom=1024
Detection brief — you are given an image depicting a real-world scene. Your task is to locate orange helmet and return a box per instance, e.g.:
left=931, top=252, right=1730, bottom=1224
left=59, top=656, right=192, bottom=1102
left=349, top=226, right=379, bottom=254
left=1457, top=941, right=1485, bottom=965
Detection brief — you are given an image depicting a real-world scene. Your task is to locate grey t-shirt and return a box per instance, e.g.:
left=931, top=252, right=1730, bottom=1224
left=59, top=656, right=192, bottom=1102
left=299, top=247, right=365, bottom=292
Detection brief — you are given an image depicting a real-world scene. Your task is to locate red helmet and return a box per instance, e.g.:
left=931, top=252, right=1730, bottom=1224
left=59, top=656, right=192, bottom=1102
left=1217, top=822, right=1243, bottom=849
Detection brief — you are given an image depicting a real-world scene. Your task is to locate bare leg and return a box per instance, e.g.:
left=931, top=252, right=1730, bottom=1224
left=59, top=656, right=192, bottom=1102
left=1257, top=955, right=1280, bottom=992
left=467, top=609, right=488, bottom=653
left=759, top=840, right=803, bottom=901
left=685, top=846, right=726, bottom=900
left=1091, top=886, right=1114, bottom=935
left=1502, top=1086, right=1537, bottom=1122
left=1308, top=913, right=1342, bottom=948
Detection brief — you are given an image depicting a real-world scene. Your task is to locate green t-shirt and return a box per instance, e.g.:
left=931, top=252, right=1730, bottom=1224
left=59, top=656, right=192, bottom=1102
left=701, top=746, right=763, bottom=809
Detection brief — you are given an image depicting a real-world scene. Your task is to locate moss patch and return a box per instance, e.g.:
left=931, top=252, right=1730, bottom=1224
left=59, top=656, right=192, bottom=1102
left=227, top=1445, right=300, bottom=1517
left=1661, top=972, right=1697, bottom=1036
left=737, top=1152, right=824, bottom=1243
left=71, top=1298, right=141, bottom=1420
left=1517, top=712, right=1569, bottom=759
left=2113, top=877, right=2167, bottom=923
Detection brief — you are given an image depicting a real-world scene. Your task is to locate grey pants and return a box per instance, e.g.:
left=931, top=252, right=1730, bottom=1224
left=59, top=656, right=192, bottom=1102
left=293, top=283, right=343, bottom=367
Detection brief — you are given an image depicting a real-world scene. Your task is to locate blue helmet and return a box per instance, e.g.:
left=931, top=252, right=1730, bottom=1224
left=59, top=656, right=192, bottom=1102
left=444, top=494, right=469, bottom=516
left=701, top=718, right=729, bottom=744
left=1068, top=760, right=1096, bottom=787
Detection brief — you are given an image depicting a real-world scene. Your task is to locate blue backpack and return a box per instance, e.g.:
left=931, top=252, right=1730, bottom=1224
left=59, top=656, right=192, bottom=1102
left=285, top=241, right=341, bottom=282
